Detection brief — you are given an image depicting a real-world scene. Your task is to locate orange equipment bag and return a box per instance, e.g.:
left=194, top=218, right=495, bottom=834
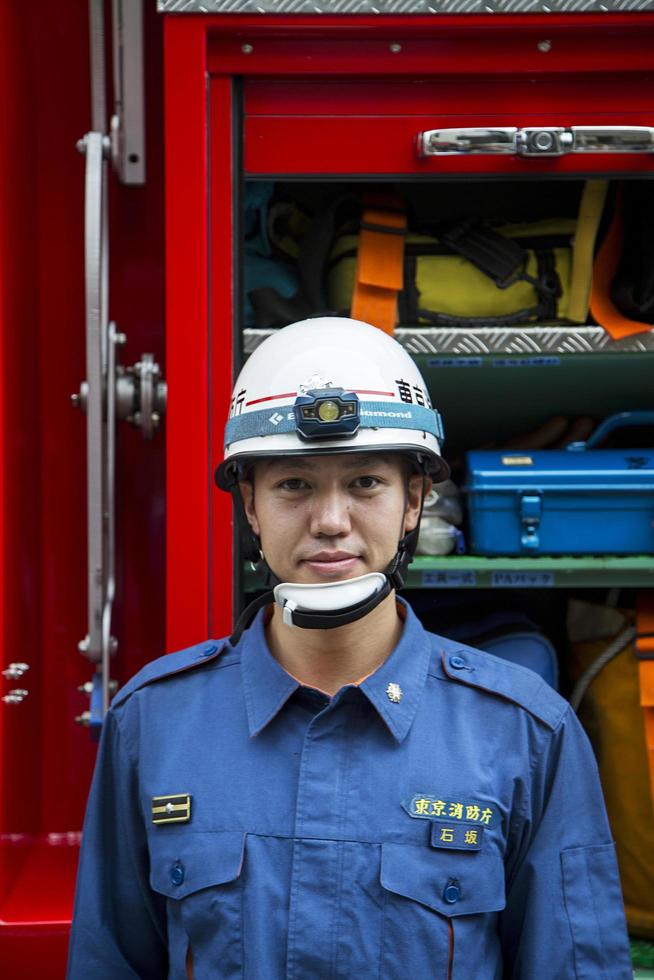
left=567, top=597, right=654, bottom=939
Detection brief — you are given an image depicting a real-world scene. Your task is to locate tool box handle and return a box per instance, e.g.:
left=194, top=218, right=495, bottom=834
left=567, top=411, right=654, bottom=451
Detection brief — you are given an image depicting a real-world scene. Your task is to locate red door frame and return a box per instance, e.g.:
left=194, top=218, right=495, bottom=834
left=0, top=2, right=166, bottom=975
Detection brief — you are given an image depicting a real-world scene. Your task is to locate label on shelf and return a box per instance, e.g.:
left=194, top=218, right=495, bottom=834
left=426, top=357, right=483, bottom=369
left=421, top=570, right=477, bottom=588
left=491, top=571, right=555, bottom=588
left=491, top=357, right=561, bottom=368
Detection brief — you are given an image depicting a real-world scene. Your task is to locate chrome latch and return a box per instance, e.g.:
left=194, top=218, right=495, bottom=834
left=520, top=493, right=542, bottom=551
left=419, top=126, right=654, bottom=158
left=516, top=128, right=573, bottom=157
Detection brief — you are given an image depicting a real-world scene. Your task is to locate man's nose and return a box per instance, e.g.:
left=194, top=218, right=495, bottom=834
left=309, top=488, right=352, bottom=537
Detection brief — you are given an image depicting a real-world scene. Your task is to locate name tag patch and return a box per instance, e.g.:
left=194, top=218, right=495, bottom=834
left=403, top=794, right=499, bottom=828
left=151, top=793, right=192, bottom=825
left=431, top=821, right=484, bottom=851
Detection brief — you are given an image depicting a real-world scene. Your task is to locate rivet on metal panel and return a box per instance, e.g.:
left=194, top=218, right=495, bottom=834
left=2, top=689, right=29, bottom=704
left=2, top=663, right=30, bottom=680
left=241, top=43, right=253, bottom=54
left=537, top=40, right=552, bottom=53
left=389, top=43, right=402, bottom=53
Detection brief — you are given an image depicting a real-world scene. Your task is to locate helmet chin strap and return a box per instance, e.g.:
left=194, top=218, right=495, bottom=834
left=228, top=526, right=419, bottom=646
left=274, top=572, right=392, bottom=630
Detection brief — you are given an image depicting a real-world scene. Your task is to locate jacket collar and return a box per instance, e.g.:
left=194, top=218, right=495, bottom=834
left=239, top=597, right=432, bottom=743
left=357, top=599, right=432, bottom=743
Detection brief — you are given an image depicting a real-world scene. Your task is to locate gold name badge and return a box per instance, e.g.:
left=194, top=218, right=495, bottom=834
left=151, top=793, right=192, bottom=825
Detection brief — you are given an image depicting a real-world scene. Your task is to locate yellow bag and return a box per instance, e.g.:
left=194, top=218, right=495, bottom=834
left=328, top=220, right=574, bottom=326
left=327, top=181, right=608, bottom=329
left=567, top=600, right=654, bottom=939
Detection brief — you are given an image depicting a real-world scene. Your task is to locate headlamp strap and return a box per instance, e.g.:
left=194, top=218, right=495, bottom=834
left=224, top=401, right=443, bottom=445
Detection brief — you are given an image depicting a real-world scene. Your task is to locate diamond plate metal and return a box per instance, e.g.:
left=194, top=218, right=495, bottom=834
left=158, top=0, right=654, bottom=13
left=244, top=326, right=654, bottom=355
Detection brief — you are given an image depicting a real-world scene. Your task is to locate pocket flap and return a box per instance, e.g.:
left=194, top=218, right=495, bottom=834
left=380, top=840, right=505, bottom=917
left=149, top=830, right=246, bottom=899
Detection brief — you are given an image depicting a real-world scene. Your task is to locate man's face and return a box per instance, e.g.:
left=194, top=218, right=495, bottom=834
left=239, top=453, right=426, bottom=584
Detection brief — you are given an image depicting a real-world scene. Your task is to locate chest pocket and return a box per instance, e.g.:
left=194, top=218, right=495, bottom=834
left=149, top=830, right=245, bottom=980
left=379, top=841, right=506, bottom=979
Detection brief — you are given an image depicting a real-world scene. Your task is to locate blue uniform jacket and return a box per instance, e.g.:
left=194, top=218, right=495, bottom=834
left=67, top=600, right=631, bottom=979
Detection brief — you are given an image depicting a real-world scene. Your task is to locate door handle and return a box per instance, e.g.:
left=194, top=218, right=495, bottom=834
left=75, top=131, right=114, bottom=730
left=74, top=131, right=166, bottom=734
left=419, top=126, right=654, bottom=157
left=71, top=0, right=163, bottom=735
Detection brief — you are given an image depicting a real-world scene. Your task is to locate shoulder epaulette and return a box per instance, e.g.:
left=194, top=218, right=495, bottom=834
left=110, top=640, right=227, bottom=710
left=436, top=636, right=568, bottom=732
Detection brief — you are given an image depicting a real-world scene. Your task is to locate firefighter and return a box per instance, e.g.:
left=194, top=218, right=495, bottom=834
left=67, top=317, right=631, bottom=979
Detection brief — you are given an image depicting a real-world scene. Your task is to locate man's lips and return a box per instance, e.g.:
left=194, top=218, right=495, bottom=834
left=301, top=552, right=361, bottom=574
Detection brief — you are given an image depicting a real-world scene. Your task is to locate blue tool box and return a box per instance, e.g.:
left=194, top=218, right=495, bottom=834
left=464, top=412, right=654, bottom=556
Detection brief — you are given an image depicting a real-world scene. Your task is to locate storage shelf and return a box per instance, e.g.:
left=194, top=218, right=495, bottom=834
left=407, top=555, right=654, bottom=589
left=244, top=326, right=654, bottom=357
left=244, top=555, right=654, bottom=591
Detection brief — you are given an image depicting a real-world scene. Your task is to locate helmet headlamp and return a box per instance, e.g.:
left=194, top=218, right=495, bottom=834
left=294, top=388, right=360, bottom=441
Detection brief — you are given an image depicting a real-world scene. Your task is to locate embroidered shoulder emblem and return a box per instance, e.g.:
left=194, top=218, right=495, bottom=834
left=152, top=793, right=192, bottom=825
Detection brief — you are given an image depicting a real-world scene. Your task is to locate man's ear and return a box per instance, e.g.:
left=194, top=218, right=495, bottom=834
left=403, top=473, right=431, bottom=535
left=238, top=480, right=261, bottom=538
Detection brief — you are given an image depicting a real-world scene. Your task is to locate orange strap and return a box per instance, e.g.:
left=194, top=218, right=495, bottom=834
left=351, top=206, right=406, bottom=335
left=636, top=594, right=654, bottom=815
left=590, top=187, right=652, bottom=340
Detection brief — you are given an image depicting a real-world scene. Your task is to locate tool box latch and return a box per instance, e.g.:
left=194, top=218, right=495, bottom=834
left=519, top=493, right=542, bottom=551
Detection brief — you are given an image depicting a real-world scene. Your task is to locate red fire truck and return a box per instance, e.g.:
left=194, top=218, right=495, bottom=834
left=1, top=1, right=653, bottom=976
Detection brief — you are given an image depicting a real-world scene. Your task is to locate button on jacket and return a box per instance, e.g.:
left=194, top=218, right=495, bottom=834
left=67, top=600, right=631, bottom=979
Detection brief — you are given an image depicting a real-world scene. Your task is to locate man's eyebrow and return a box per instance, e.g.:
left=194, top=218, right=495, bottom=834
left=340, top=453, right=397, bottom=468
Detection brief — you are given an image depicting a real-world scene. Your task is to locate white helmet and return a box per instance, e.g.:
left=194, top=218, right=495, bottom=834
left=216, top=316, right=448, bottom=488
left=215, top=317, right=448, bottom=637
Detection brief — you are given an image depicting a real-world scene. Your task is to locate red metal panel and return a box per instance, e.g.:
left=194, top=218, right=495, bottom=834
left=208, top=18, right=654, bottom=76
left=243, top=69, right=654, bottom=176
left=0, top=4, right=91, bottom=976
left=0, top=834, right=79, bottom=980
left=108, top=5, right=167, bottom=696
left=0, top=0, right=42, bottom=840
left=245, top=113, right=654, bottom=177
left=244, top=74, right=654, bottom=116
left=165, top=17, right=213, bottom=651
left=33, top=5, right=99, bottom=837
left=32, top=1, right=167, bottom=833
left=209, top=78, right=236, bottom=640
left=0, top=1, right=166, bottom=973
